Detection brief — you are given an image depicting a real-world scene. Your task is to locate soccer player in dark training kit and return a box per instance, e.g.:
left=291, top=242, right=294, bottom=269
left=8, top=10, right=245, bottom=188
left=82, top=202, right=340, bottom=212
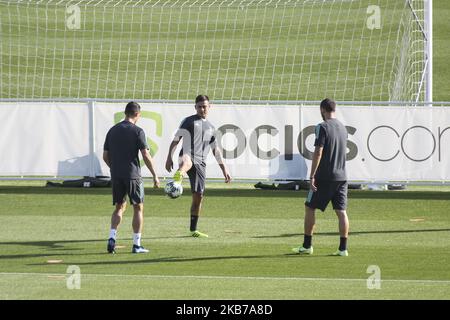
left=165, top=95, right=231, bottom=238
left=292, top=98, right=350, bottom=256
left=103, top=102, right=160, bottom=254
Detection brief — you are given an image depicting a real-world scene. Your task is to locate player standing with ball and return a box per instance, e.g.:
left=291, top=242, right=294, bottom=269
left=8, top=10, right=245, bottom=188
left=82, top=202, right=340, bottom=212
left=165, top=95, right=231, bottom=238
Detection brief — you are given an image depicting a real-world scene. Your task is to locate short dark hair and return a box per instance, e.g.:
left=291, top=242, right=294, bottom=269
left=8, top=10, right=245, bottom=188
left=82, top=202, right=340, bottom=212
left=195, top=95, right=209, bottom=104
left=320, top=98, right=336, bottom=112
left=125, top=101, right=141, bottom=117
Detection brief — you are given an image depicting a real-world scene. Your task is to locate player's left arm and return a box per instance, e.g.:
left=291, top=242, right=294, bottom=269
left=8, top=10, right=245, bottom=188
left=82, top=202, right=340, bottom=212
left=137, top=129, right=160, bottom=188
left=212, top=146, right=231, bottom=183
left=141, top=148, right=160, bottom=188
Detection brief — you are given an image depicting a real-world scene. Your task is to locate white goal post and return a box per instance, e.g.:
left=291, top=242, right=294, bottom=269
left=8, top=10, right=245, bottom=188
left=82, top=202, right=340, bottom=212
left=0, top=0, right=432, bottom=103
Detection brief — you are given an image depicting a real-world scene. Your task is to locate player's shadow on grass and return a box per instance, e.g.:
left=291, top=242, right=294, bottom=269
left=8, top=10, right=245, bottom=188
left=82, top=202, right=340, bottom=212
left=0, top=237, right=190, bottom=252
left=0, top=253, right=79, bottom=260
left=203, top=189, right=449, bottom=200
left=0, top=239, right=105, bottom=249
left=0, top=186, right=448, bottom=200
left=0, top=186, right=112, bottom=195
left=253, top=228, right=450, bottom=238
left=27, top=253, right=298, bottom=266
left=0, top=186, right=165, bottom=197
left=0, top=239, right=107, bottom=260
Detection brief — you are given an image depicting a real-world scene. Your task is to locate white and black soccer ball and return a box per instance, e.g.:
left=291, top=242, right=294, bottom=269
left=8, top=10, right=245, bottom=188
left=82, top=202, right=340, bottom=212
left=164, top=181, right=183, bottom=199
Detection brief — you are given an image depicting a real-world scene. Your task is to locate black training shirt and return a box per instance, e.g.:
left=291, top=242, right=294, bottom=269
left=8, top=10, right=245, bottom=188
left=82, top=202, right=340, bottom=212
left=314, top=118, right=348, bottom=181
left=104, top=120, right=148, bottom=179
left=174, top=114, right=217, bottom=166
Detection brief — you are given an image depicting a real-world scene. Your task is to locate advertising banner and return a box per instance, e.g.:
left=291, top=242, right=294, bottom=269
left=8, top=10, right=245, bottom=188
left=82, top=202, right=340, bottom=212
left=1, top=102, right=449, bottom=181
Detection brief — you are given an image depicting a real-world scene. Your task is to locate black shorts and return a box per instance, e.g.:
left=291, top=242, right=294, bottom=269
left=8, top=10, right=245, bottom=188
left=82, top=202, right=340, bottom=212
left=187, top=164, right=206, bottom=194
left=112, top=178, right=144, bottom=205
left=305, top=181, right=348, bottom=212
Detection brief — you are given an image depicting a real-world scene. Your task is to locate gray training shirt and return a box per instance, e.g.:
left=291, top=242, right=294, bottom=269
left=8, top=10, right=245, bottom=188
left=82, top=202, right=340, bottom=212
left=314, top=118, right=348, bottom=181
left=175, top=114, right=217, bottom=166
left=104, top=120, right=148, bottom=179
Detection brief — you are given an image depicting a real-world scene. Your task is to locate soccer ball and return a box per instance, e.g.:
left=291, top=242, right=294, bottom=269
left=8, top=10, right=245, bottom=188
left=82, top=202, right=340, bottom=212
left=164, top=181, right=183, bottom=199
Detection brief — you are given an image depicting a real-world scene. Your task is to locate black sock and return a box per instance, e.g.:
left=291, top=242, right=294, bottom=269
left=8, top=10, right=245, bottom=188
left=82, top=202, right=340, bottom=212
left=339, top=237, right=347, bottom=251
left=303, top=235, right=312, bottom=249
left=190, top=215, right=199, bottom=232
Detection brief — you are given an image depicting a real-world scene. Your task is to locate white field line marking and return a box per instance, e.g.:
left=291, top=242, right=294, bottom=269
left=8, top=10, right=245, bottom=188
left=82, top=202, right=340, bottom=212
left=0, top=272, right=449, bottom=284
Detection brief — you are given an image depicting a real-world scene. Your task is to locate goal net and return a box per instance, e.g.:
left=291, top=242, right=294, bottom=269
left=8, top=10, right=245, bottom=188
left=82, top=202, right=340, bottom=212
left=0, top=0, right=430, bottom=102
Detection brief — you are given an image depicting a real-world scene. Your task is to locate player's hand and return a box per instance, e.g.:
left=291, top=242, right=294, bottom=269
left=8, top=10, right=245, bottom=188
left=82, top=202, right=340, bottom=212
left=165, top=158, right=173, bottom=172
left=153, top=176, right=160, bottom=188
left=223, top=171, right=232, bottom=183
left=310, top=177, right=317, bottom=192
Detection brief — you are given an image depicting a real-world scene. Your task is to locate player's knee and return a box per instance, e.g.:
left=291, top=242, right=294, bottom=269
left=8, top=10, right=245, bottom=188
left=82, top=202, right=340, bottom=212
left=184, top=154, right=193, bottom=164
left=335, top=209, right=347, bottom=217
left=115, top=202, right=126, bottom=212
left=179, top=154, right=193, bottom=168
left=305, top=204, right=315, bottom=214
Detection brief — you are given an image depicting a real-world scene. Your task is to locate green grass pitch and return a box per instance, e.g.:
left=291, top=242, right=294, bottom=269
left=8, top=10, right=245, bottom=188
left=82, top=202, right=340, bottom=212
left=0, top=182, right=449, bottom=299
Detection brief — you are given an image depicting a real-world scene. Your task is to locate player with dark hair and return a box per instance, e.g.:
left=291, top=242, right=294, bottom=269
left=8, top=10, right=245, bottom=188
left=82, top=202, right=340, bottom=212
left=292, top=98, right=350, bottom=256
left=103, top=101, right=160, bottom=254
left=165, top=95, right=231, bottom=238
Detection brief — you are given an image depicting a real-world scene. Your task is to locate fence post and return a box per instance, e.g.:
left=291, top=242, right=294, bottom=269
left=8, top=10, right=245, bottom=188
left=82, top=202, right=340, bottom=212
left=88, top=100, right=96, bottom=178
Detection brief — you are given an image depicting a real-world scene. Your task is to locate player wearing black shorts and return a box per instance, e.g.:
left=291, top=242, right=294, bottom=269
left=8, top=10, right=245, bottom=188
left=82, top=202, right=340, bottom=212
left=103, top=102, right=160, bottom=254
left=292, top=98, right=350, bottom=256
left=165, top=95, right=231, bottom=238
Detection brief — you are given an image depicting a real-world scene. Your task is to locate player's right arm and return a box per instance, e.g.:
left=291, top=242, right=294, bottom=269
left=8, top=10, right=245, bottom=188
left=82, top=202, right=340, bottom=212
left=165, top=139, right=180, bottom=172
left=103, top=131, right=111, bottom=168
left=309, top=124, right=326, bottom=192
left=166, top=118, right=189, bottom=172
left=309, top=146, right=323, bottom=192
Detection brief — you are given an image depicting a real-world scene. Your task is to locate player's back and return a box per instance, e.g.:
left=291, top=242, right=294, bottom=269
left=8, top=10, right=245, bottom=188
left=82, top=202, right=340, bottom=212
left=104, top=121, right=145, bottom=179
left=316, top=118, right=347, bottom=181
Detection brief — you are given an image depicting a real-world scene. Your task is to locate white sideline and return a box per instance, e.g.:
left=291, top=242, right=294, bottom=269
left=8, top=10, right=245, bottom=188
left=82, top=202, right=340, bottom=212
left=0, top=272, right=449, bottom=284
